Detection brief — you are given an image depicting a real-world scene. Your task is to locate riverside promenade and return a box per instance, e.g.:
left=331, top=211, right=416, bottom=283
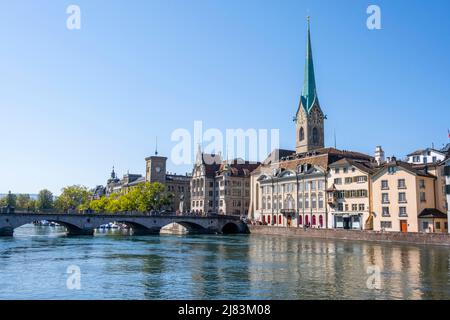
left=248, top=225, right=450, bottom=247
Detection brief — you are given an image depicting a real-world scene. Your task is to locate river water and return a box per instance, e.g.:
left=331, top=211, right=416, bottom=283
left=0, top=224, right=449, bottom=300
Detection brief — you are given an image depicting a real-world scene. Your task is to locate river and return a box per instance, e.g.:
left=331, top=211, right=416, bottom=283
left=0, top=224, right=449, bottom=300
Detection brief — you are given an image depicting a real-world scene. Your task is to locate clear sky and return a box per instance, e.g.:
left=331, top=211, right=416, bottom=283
left=1, top=0, right=449, bottom=195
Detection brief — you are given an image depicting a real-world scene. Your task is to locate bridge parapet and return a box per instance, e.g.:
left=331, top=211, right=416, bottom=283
left=0, top=212, right=247, bottom=237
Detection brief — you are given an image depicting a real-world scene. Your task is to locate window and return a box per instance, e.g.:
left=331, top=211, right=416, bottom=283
left=382, top=207, right=390, bottom=217
left=381, top=180, right=389, bottom=190
left=388, top=166, right=397, bottom=174
left=356, top=176, right=367, bottom=183
left=298, top=197, right=303, bottom=209
left=299, top=127, right=305, bottom=141
left=335, top=168, right=340, bottom=174
left=352, top=204, right=358, bottom=211
left=398, top=179, right=406, bottom=189
left=382, top=193, right=389, bottom=204
left=338, top=203, right=343, bottom=211
left=419, top=179, right=425, bottom=189
left=305, top=196, right=309, bottom=209
left=398, top=192, right=407, bottom=203
left=420, top=192, right=426, bottom=202
left=381, top=221, right=392, bottom=229
left=422, top=221, right=429, bottom=230
left=399, top=207, right=407, bottom=217
left=345, top=204, right=349, bottom=211
left=413, top=156, right=420, bottom=163
left=436, top=222, right=441, bottom=230
left=345, top=177, right=353, bottom=184
left=334, top=178, right=342, bottom=185
left=318, top=193, right=324, bottom=209
left=318, top=181, right=325, bottom=190
left=359, top=204, right=365, bottom=211
left=343, top=167, right=348, bottom=174
left=312, top=127, right=319, bottom=144
left=432, top=156, right=437, bottom=163
left=311, top=194, right=317, bottom=209
left=311, top=181, right=316, bottom=191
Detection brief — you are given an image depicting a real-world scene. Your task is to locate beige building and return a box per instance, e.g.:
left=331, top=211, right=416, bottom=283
left=249, top=148, right=373, bottom=228
left=371, top=159, right=447, bottom=233
left=145, top=154, right=191, bottom=213
left=327, top=158, right=375, bottom=230
left=191, top=147, right=258, bottom=215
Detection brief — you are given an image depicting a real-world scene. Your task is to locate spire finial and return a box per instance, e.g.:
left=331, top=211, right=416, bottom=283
left=155, top=136, right=158, bottom=155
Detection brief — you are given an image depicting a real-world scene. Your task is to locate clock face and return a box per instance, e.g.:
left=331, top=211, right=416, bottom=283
left=155, top=167, right=161, bottom=173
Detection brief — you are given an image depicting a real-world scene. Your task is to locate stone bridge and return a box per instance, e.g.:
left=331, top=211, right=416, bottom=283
left=0, top=212, right=248, bottom=236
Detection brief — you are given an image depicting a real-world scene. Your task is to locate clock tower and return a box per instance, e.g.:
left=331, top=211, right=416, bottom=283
left=145, top=155, right=167, bottom=184
left=295, top=18, right=325, bottom=154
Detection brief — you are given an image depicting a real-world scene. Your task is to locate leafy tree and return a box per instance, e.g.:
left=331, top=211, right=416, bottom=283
left=5, top=191, right=17, bottom=207
left=16, top=194, right=31, bottom=210
left=54, top=185, right=91, bottom=213
left=36, top=189, right=54, bottom=211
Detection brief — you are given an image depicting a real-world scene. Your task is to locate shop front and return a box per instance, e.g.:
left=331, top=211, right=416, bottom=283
left=334, top=213, right=362, bottom=230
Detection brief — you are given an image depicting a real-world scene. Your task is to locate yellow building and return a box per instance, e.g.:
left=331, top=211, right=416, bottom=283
left=327, top=158, right=375, bottom=230
left=371, top=159, right=447, bottom=233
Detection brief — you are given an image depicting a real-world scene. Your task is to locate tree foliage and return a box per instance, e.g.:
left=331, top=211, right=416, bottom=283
left=54, top=185, right=91, bottom=213
left=87, top=182, right=173, bottom=214
left=36, top=189, right=54, bottom=211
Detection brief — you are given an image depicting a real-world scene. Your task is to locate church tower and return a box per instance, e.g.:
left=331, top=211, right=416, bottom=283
left=295, top=18, right=325, bottom=154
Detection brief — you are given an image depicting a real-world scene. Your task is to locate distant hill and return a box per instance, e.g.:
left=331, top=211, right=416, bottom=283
left=0, top=194, right=39, bottom=200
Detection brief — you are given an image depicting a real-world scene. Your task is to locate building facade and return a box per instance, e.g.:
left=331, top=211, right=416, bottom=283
left=326, top=158, right=375, bottom=230
left=191, top=147, right=258, bottom=215
left=371, top=160, right=445, bottom=233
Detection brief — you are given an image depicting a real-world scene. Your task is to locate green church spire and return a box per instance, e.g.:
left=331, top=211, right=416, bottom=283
left=301, top=17, right=319, bottom=114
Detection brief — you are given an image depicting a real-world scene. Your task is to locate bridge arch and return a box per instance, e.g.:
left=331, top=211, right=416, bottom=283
left=160, top=220, right=209, bottom=234
left=221, top=222, right=240, bottom=234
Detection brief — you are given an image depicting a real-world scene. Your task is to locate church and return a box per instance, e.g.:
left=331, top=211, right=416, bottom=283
left=248, top=19, right=375, bottom=229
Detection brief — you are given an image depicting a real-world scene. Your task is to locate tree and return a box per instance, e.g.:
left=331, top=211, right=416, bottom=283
left=54, top=185, right=91, bottom=213
left=36, top=189, right=54, bottom=211
left=16, top=194, right=32, bottom=210
left=5, top=191, right=17, bottom=207
left=138, top=182, right=173, bottom=212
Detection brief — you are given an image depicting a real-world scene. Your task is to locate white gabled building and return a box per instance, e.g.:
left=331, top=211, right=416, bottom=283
left=406, top=148, right=446, bottom=165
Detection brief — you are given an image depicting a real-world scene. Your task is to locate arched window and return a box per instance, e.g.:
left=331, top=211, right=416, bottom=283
left=267, top=196, right=271, bottom=210
left=305, top=215, right=309, bottom=226
left=299, top=215, right=303, bottom=225
left=279, top=215, right=282, bottom=225
left=299, top=127, right=305, bottom=141
left=312, top=215, right=316, bottom=225
left=268, top=215, right=271, bottom=224
left=262, top=196, right=266, bottom=210
left=312, top=127, right=319, bottom=144
left=319, top=215, right=323, bottom=227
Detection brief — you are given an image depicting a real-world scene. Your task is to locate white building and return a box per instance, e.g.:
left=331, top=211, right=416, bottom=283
left=406, top=148, right=446, bottom=165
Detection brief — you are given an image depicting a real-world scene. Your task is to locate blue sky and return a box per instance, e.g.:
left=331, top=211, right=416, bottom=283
left=1, top=0, right=449, bottom=195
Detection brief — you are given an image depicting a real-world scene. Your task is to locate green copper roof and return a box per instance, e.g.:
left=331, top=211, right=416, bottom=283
left=301, top=19, right=319, bottom=114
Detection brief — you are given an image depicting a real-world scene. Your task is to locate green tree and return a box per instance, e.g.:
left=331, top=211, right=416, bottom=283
left=16, top=194, right=31, bottom=210
left=36, top=189, right=54, bottom=211
left=5, top=191, right=17, bottom=207
left=138, top=182, right=173, bottom=212
left=54, top=185, right=91, bottom=213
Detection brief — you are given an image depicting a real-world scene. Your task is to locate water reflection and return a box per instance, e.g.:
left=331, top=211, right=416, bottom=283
left=0, top=225, right=449, bottom=299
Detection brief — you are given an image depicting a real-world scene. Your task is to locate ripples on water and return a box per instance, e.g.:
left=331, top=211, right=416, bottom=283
left=0, top=224, right=449, bottom=300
